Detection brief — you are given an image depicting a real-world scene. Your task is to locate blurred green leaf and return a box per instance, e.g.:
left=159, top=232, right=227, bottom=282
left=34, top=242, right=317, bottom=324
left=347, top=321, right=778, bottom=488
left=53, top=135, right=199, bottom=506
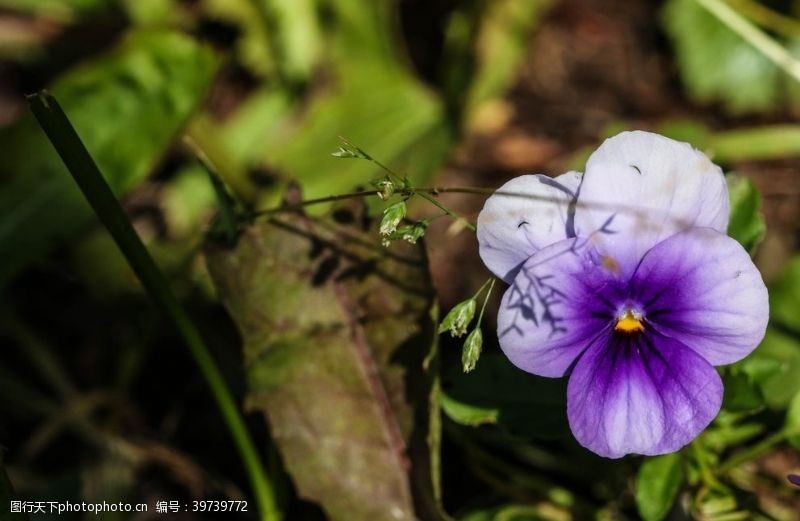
left=267, top=0, right=322, bottom=84
left=262, top=62, right=451, bottom=201
left=442, top=354, right=568, bottom=440
left=464, top=0, right=551, bottom=123
left=635, top=453, right=684, bottom=521
left=0, top=0, right=113, bottom=20
left=202, top=0, right=276, bottom=77
left=784, top=391, right=800, bottom=449
left=662, top=0, right=800, bottom=114
left=0, top=30, right=217, bottom=288
left=657, top=119, right=711, bottom=147
left=702, top=421, right=764, bottom=452
left=461, top=504, right=551, bottom=521
left=769, top=256, right=800, bottom=334
left=721, top=366, right=766, bottom=413
left=726, top=175, right=765, bottom=254
left=740, top=327, right=800, bottom=408
left=710, top=125, right=800, bottom=162
left=206, top=211, right=445, bottom=521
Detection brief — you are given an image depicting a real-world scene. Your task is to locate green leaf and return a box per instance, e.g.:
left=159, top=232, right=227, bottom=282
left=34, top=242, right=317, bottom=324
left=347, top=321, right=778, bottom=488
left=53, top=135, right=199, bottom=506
left=0, top=0, right=112, bottom=20
left=261, top=62, right=452, bottom=202
left=0, top=30, right=218, bottom=288
left=463, top=0, right=552, bottom=121
left=784, top=391, right=800, bottom=448
left=702, top=422, right=764, bottom=452
left=710, top=125, right=800, bottom=163
left=740, top=327, right=800, bottom=408
left=439, top=392, right=498, bottom=427
left=662, top=0, right=800, bottom=114
left=770, top=256, right=800, bottom=334
left=726, top=175, right=765, bottom=253
left=205, top=211, right=445, bottom=521
left=720, top=363, right=772, bottom=413
left=635, top=453, right=684, bottom=521
left=461, top=504, right=550, bottom=521
left=442, top=354, right=568, bottom=440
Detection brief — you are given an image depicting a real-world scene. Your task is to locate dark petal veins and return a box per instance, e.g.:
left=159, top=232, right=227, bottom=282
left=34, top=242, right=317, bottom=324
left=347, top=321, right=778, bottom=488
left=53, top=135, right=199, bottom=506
left=567, top=329, right=722, bottom=458
left=630, top=228, right=768, bottom=366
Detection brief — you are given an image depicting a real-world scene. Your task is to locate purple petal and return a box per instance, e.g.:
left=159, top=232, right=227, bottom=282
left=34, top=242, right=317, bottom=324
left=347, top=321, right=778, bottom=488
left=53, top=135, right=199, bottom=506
left=567, top=330, right=723, bottom=458
left=497, top=237, right=623, bottom=377
left=573, top=131, right=729, bottom=277
left=632, top=228, right=769, bottom=366
left=477, top=172, right=581, bottom=282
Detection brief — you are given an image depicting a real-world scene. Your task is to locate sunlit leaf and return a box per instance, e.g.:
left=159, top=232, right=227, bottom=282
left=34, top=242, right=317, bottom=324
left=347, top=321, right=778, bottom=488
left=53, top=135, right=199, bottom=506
left=662, top=0, right=800, bottom=114
left=0, top=30, right=218, bottom=288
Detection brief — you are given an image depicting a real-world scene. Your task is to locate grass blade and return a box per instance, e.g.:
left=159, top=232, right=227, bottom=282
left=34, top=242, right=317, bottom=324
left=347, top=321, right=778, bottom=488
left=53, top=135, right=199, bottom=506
left=27, top=91, right=279, bottom=521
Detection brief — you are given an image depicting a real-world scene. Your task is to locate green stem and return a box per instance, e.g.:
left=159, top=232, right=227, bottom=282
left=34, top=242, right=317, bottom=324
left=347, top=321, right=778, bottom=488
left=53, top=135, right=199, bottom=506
left=255, top=186, right=490, bottom=231
left=347, top=143, right=479, bottom=232
left=716, top=431, right=787, bottom=475
left=693, top=0, right=800, bottom=83
left=476, top=279, right=496, bottom=324
left=415, top=191, right=476, bottom=232
left=471, top=277, right=494, bottom=301
left=28, top=91, right=279, bottom=521
left=691, top=440, right=723, bottom=490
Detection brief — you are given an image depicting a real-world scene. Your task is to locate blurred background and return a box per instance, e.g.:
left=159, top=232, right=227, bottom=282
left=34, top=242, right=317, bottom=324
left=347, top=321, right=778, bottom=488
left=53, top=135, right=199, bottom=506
left=1, top=0, right=800, bottom=519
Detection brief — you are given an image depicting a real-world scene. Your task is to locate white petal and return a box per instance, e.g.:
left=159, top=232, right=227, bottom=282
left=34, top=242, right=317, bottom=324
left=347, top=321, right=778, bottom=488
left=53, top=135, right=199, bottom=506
left=477, top=172, right=581, bottom=281
left=573, top=131, right=729, bottom=276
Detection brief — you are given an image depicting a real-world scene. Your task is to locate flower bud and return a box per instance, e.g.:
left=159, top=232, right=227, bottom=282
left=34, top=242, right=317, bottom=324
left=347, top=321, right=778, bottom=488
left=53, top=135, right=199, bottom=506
left=375, top=179, right=395, bottom=200
left=438, top=298, right=477, bottom=337
left=462, top=328, right=483, bottom=373
left=397, top=219, right=429, bottom=244
left=380, top=201, right=407, bottom=236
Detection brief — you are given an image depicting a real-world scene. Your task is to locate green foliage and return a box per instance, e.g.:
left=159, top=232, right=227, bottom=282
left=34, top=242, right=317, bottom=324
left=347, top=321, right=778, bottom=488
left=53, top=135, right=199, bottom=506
left=0, top=0, right=113, bottom=20
left=663, top=0, right=800, bottom=114
left=710, top=125, right=800, bottom=163
left=379, top=201, right=408, bottom=236
left=769, top=256, right=800, bottom=334
left=784, top=391, right=800, bottom=449
left=727, top=174, right=766, bottom=254
left=442, top=354, right=568, bottom=440
left=635, top=453, right=684, bottom=521
left=461, top=504, right=551, bottom=521
left=206, top=212, right=445, bottom=521
left=0, top=30, right=218, bottom=288
left=461, top=327, right=483, bottom=373
left=439, top=297, right=477, bottom=337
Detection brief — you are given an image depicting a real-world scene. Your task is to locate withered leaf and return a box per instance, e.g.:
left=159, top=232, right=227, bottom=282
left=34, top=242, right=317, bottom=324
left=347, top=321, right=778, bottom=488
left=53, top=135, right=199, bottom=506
left=206, top=211, right=443, bottom=521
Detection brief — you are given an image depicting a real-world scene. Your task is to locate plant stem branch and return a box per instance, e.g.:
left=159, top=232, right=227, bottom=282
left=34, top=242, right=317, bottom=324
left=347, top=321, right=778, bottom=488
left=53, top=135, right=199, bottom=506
left=476, top=279, right=496, bottom=324
left=728, top=0, right=800, bottom=39
left=717, top=431, right=787, bottom=474
left=28, top=91, right=279, bottom=521
left=693, top=0, right=800, bottom=83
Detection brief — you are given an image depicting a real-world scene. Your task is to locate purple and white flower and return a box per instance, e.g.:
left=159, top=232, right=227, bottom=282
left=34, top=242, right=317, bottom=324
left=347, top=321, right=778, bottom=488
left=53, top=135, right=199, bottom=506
left=477, top=131, right=769, bottom=458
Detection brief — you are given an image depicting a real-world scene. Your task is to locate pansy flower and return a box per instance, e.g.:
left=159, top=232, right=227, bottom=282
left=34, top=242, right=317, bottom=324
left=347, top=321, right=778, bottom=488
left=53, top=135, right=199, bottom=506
left=477, top=131, right=769, bottom=458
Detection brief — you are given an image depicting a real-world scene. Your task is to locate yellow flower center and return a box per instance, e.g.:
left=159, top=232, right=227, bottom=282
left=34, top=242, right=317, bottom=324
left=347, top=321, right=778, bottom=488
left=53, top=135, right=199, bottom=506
left=615, top=310, right=644, bottom=333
